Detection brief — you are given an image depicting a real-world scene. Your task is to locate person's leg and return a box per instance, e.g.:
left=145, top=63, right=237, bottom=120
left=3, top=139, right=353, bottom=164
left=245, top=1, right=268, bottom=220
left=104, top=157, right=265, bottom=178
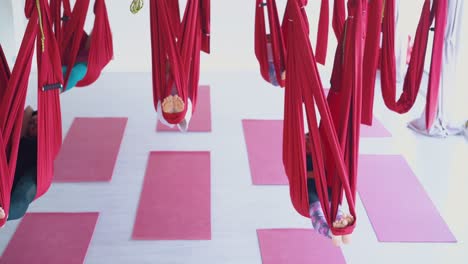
left=306, top=154, right=353, bottom=245
left=61, top=63, right=88, bottom=92
left=268, top=62, right=279, bottom=86
left=8, top=168, right=37, bottom=221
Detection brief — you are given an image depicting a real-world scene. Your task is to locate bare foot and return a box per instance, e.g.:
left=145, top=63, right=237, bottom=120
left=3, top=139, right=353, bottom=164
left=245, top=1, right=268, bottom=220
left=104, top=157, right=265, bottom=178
left=341, top=215, right=354, bottom=244
left=331, top=234, right=342, bottom=246
left=173, top=95, right=185, bottom=113
left=332, top=214, right=354, bottom=245
left=162, top=96, right=174, bottom=113
left=0, top=207, right=5, bottom=219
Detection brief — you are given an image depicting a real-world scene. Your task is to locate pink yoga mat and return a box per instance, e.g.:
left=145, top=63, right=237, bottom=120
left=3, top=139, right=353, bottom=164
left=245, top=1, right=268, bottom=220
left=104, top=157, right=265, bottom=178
left=257, top=229, right=346, bottom=264
left=1, top=213, right=99, bottom=264
left=243, top=119, right=392, bottom=185
left=54, top=117, right=127, bottom=182
left=360, top=118, right=392, bottom=137
left=132, top=151, right=211, bottom=240
left=242, top=120, right=287, bottom=185
left=157, top=85, right=212, bottom=132
left=358, top=155, right=456, bottom=242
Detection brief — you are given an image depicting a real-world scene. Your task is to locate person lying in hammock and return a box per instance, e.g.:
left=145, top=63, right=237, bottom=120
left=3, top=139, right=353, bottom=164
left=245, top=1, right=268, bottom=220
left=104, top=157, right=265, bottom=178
left=266, top=34, right=286, bottom=86
left=156, top=62, right=193, bottom=132
left=305, top=132, right=354, bottom=246
left=60, top=32, right=91, bottom=92
left=0, top=106, right=38, bottom=221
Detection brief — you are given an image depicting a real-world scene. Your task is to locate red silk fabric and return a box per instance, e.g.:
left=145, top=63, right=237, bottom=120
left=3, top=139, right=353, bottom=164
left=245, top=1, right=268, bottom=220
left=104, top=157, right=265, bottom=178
left=1, top=0, right=63, bottom=227
left=379, top=0, right=447, bottom=129
left=150, top=0, right=209, bottom=124
left=361, top=0, right=384, bottom=125
left=50, top=0, right=114, bottom=90
left=282, top=0, right=361, bottom=236
left=254, top=0, right=287, bottom=87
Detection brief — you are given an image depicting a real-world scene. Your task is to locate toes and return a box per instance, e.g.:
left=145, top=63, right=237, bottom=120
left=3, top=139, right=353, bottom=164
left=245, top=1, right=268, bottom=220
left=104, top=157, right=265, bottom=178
left=333, top=218, right=349, bottom=229
left=340, top=218, right=348, bottom=226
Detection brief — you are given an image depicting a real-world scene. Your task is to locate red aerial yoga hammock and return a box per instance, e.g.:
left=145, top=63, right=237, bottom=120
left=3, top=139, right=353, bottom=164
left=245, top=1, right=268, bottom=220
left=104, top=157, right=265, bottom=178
left=282, top=0, right=362, bottom=236
left=49, top=0, right=113, bottom=91
left=361, top=0, right=384, bottom=125
left=0, top=0, right=63, bottom=227
left=254, top=0, right=287, bottom=87
left=254, top=0, right=329, bottom=87
left=363, top=0, right=448, bottom=129
left=150, top=0, right=210, bottom=125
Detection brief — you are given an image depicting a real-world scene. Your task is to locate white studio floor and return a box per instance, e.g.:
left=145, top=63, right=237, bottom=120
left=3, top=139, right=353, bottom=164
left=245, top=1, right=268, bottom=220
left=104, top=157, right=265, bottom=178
left=1, top=1, right=468, bottom=263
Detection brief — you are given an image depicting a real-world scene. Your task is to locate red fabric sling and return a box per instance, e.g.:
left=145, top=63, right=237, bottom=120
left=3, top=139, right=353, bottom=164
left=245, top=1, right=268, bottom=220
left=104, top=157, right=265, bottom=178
left=282, top=0, right=361, bottom=236
left=332, top=0, right=346, bottom=39
left=200, top=0, right=211, bottom=54
left=361, top=0, right=384, bottom=125
left=254, top=0, right=287, bottom=87
left=150, top=0, right=205, bottom=124
left=0, top=0, right=63, bottom=227
left=315, top=0, right=329, bottom=65
left=50, top=0, right=113, bottom=91
left=380, top=0, right=447, bottom=129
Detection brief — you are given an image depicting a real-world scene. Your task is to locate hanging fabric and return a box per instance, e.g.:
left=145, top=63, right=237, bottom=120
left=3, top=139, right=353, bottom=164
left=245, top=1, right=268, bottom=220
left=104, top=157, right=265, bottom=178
left=200, top=0, right=211, bottom=53
left=254, top=0, right=329, bottom=86
left=0, top=0, right=63, bottom=227
left=254, top=0, right=287, bottom=87
left=150, top=0, right=208, bottom=125
left=315, top=0, right=329, bottom=65
left=50, top=0, right=113, bottom=91
left=361, top=0, right=384, bottom=125
left=282, top=0, right=362, bottom=236
left=332, top=0, right=346, bottom=39
left=379, top=0, right=448, bottom=129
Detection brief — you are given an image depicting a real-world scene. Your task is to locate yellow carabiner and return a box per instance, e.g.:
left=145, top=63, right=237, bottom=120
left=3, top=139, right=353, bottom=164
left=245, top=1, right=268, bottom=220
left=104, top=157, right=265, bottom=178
left=130, top=0, right=144, bottom=14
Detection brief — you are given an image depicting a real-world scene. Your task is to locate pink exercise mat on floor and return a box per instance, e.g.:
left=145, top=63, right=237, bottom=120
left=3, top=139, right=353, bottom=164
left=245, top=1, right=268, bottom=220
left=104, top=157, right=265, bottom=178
left=156, top=85, right=212, bottom=132
left=54, top=117, right=127, bottom=182
left=360, top=118, right=392, bottom=137
left=242, top=120, right=288, bottom=185
left=358, top=155, right=456, bottom=242
left=257, top=229, right=346, bottom=264
left=243, top=119, right=392, bottom=185
left=132, top=151, right=211, bottom=240
left=1, top=213, right=99, bottom=264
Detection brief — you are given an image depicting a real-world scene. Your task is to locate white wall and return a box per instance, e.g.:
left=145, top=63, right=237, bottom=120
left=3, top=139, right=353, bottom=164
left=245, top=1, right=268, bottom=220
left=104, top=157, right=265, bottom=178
left=1, top=0, right=467, bottom=81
